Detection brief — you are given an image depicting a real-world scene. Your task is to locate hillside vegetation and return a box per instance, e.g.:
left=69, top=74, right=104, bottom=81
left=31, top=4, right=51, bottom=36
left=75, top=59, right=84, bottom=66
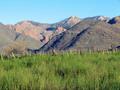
left=0, top=52, right=120, bottom=90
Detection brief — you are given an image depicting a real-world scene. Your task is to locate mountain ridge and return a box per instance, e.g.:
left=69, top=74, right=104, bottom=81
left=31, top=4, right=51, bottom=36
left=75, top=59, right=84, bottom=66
left=0, top=15, right=120, bottom=54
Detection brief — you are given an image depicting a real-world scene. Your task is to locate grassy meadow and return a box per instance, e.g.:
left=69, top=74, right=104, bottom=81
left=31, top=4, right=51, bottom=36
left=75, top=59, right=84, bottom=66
left=0, top=51, right=120, bottom=90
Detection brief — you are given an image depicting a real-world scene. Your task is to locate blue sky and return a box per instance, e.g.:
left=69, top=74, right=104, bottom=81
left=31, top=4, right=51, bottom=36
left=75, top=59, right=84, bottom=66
left=0, top=0, right=120, bottom=24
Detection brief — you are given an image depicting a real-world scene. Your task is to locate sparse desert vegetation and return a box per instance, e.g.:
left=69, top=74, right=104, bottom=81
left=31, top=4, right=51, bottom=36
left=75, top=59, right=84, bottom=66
left=0, top=51, right=120, bottom=90
left=2, top=41, right=28, bottom=57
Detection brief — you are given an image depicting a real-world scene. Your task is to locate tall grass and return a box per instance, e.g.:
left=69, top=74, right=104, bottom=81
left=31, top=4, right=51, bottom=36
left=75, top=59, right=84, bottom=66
left=0, top=52, right=120, bottom=90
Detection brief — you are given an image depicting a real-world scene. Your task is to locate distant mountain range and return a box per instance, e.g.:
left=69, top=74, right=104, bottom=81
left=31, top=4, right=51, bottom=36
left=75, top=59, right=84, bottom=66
left=0, top=16, right=120, bottom=54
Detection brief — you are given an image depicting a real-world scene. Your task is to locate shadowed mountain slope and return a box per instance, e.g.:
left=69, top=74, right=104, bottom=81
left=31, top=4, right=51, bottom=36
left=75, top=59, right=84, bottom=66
left=37, top=20, right=120, bottom=52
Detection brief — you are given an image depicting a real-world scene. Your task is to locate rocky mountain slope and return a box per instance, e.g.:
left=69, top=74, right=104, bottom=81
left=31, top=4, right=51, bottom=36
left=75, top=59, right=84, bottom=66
left=0, top=16, right=80, bottom=53
left=0, top=16, right=120, bottom=54
left=36, top=18, right=120, bottom=52
left=14, top=16, right=80, bottom=43
left=0, top=23, right=41, bottom=53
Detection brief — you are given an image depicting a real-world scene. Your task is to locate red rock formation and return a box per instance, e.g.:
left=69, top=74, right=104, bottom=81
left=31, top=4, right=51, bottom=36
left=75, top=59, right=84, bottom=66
left=56, top=26, right=66, bottom=33
left=15, top=21, right=48, bottom=41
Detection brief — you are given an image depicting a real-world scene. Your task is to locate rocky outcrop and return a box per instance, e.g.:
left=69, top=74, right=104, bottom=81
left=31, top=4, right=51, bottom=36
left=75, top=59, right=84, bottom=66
left=108, top=16, right=120, bottom=29
left=108, top=16, right=120, bottom=24
left=15, top=21, right=50, bottom=41
left=84, top=16, right=109, bottom=22
left=52, top=16, right=81, bottom=29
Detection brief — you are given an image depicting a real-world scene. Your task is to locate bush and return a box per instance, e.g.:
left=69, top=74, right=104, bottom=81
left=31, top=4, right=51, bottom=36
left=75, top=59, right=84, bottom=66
left=2, top=41, right=28, bottom=57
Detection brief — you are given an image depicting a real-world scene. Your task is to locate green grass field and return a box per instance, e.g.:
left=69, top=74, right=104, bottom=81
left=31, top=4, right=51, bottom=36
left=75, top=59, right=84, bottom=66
left=0, top=51, right=120, bottom=90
